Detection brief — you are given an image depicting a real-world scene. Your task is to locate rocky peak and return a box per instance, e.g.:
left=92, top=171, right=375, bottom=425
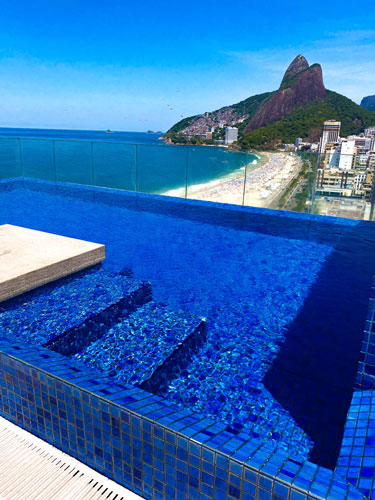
left=280, top=54, right=309, bottom=87
left=244, top=58, right=326, bottom=133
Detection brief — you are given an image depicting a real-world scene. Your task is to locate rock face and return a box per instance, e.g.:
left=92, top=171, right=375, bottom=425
left=245, top=56, right=326, bottom=133
left=361, top=95, right=375, bottom=111
left=280, top=54, right=309, bottom=87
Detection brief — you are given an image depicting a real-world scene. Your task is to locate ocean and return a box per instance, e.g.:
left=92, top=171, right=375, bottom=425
left=0, top=127, right=257, bottom=195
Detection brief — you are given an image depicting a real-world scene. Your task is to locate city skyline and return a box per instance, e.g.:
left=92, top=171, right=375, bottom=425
left=0, top=0, right=374, bottom=131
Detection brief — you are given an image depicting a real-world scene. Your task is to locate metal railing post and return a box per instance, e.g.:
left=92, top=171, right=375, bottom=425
left=309, top=153, right=320, bottom=214
left=370, top=165, right=375, bottom=221
left=185, top=147, right=188, bottom=199
left=91, top=141, right=94, bottom=186
left=52, top=140, right=57, bottom=181
left=242, top=152, right=248, bottom=206
left=18, top=138, right=23, bottom=177
left=135, top=144, right=138, bottom=192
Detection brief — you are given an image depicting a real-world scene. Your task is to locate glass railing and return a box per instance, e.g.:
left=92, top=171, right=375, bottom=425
left=0, top=136, right=374, bottom=221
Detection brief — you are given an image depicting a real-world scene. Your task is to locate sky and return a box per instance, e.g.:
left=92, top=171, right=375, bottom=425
left=0, top=0, right=374, bottom=132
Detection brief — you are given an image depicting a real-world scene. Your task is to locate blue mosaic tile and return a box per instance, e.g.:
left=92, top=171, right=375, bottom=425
left=74, top=301, right=205, bottom=387
left=0, top=177, right=372, bottom=500
left=0, top=266, right=151, bottom=349
left=356, top=278, right=375, bottom=390
left=337, top=390, right=375, bottom=499
left=0, top=178, right=339, bottom=460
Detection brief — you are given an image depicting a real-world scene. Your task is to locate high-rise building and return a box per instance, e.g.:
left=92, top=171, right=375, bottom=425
left=368, top=151, right=375, bottom=169
left=319, top=120, right=341, bottom=154
left=365, top=126, right=375, bottom=138
left=225, top=127, right=238, bottom=145
left=347, top=135, right=373, bottom=154
left=328, top=139, right=355, bottom=170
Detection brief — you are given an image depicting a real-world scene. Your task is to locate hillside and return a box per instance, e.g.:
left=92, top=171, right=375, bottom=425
left=239, top=91, right=375, bottom=149
left=361, top=95, right=375, bottom=111
left=166, top=55, right=375, bottom=148
left=167, top=91, right=273, bottom=137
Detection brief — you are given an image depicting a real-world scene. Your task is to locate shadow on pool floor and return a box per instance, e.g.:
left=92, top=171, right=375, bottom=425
left=264, top=225, right=375, bottom=469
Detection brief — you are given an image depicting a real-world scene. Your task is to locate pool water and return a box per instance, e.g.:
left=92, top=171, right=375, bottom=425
left=1, top=180, right=374, bottom=469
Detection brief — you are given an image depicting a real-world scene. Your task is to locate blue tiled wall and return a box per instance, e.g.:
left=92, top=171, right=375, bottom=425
left=356, top=280, right=375, bottom=390
left=0, top=337, right=365, bottom=500
left=337, top=391, right=375, bottom=500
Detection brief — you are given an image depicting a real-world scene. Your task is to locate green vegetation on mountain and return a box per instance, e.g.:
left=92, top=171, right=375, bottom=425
left=239, top=91, right=375, bottom=149
left=225, top=92, right=273, bottom=118
left=167, top=116, right=197, bottom=135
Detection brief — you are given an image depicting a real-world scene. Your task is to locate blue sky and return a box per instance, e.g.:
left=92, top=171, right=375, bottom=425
left=0, top=0, right=374, bottom=131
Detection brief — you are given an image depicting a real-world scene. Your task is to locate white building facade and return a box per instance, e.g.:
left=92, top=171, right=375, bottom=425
left=225, top=127, right=238, bottom=145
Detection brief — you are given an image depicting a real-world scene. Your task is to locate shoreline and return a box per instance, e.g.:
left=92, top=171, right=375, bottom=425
left=162, top=153, right=268, bottom=200
left=162, top=152, right=302, bottom=208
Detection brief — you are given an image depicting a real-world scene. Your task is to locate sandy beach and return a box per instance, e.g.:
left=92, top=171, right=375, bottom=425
left=163, top=152, right=302, bottom=208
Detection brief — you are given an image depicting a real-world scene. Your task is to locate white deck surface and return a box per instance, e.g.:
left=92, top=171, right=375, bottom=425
left=0, top=417, right=143, bottom=499
left=0, top=224, right=105, bottom=302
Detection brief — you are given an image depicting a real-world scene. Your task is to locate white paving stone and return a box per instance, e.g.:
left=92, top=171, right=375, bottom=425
left=0, top=417, right=143, bottom=499
left=0, top=224, right=105, bottom=302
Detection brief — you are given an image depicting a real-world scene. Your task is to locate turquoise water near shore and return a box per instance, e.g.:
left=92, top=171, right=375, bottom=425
left=0, top=128, right=256, bottom=194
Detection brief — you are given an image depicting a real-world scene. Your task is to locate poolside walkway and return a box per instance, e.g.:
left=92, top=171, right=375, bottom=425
left=0, top=417, right=142, bottom=500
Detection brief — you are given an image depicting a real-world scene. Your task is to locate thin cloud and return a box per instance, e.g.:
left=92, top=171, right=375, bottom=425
left=223, top=31, right=375, bottom=103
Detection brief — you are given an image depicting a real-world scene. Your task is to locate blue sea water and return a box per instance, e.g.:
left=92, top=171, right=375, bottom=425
left=0, top=127, right=254, bottom=195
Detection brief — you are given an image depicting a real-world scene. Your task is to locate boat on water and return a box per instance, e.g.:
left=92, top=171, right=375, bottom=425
left=105, top=129, right=114, bottom=134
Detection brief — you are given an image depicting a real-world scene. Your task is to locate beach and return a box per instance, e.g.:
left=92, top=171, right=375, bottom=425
left=164, top=152, right=302, bottom=208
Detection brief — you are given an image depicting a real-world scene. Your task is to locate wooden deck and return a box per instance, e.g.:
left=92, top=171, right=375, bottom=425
left=0, top=417, right=142, bottom=500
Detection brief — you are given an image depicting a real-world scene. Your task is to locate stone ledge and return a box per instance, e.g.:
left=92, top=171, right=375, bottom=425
left=0, top=224, right=105, bottom=302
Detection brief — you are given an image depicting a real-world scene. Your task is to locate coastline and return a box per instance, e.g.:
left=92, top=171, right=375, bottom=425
left=162, top=153, right=267, bottom=202
left=162, top=152, right=302, bottom=208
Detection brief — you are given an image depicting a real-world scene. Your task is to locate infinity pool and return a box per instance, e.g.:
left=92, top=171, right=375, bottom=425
left=1, top=178, right=374, bottom=471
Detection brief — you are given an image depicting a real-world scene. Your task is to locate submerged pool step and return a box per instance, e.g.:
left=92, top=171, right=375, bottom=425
left=74, top=301, right=206, bottom=388
left=0, top=266, right=152, bottom=353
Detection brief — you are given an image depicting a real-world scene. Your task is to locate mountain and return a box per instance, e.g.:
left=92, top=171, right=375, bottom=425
left=166, top=55, right=375, bottom=148
left=280, top=54, right=309, bottom=86
left=240, top=91, right=375, bottom=149
left=244, top=58, right=326, bottom=132
left=361, top=95, right=375, bottom=111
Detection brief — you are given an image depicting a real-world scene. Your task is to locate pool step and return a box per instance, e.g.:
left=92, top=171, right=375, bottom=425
left=74, top=301, right=206, bottom=388
left=0, top=266, right=152, bottom=353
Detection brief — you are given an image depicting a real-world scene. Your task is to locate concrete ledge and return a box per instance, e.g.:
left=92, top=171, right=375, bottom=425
left=0, top=224, right=105, bottom=302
